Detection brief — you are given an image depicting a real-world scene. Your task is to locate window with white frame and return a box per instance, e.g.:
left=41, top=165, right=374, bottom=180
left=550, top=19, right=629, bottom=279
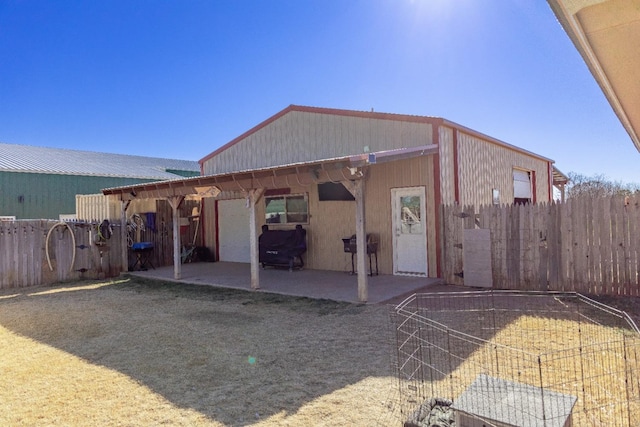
left=264, top=193, right=309, bottom=224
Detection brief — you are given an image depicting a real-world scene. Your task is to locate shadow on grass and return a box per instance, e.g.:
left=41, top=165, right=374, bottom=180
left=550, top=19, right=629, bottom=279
left=4, top=279, right=637, bottom=426
left=0, top=277, right=391, bottom=426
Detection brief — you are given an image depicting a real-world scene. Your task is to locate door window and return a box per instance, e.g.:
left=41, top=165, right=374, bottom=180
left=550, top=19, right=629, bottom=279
left=400, top=196, right=422, bottom=234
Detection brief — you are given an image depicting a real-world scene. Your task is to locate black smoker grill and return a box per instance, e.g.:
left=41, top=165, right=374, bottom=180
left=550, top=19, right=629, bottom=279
left=342, top=233, right=378, bottom=276
left=259, top=225, right=307, bottom=271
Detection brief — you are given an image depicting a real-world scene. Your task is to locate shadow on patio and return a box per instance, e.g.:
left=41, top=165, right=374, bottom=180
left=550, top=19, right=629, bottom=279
left=128, top=261, right=446, bottom=304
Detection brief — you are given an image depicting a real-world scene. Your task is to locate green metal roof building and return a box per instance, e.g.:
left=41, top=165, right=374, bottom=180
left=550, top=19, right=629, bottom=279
left=0, top=143, right=200, bottom=219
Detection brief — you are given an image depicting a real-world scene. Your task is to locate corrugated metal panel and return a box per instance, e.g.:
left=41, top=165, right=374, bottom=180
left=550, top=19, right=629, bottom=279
left=310, top=157, right=435, bottom=276
left=438, top=126, right=456, bottom=204
left=0, top=171, right=162, bottom=219
left=306, top=189, right=357, bottom=272
left=75, top=194, right=157, bottom=222
left=76, top=194, right=120, bottom=221
left=202, top=110, right=434, bottom=175
left=0, top=142, right=199, bottom=179
left=456, top=132, right=550, bottom=206
left=201, top=156, right=438, bottom=276
left=365, top=157, right=437, bottom=276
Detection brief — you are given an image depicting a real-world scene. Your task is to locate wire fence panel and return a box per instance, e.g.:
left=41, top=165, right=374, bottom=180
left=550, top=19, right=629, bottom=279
left=391, top=291, right=640, bottom=426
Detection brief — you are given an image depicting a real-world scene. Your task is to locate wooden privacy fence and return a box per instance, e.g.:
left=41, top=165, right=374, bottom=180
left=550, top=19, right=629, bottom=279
left=0, top=199, right=204, bottom=290
left=0, top=220, right=124, bottom=289
left=441, top=195, right=640, bottom=296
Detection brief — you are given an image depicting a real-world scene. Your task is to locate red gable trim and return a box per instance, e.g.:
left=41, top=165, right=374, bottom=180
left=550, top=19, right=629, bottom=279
left=198, top=105, right=445, bottom=166
left=442, top=119, right=553, bottom=163
left=199, top=105, right=297, bottom=166
left=199, top=104, right=555, bottom=168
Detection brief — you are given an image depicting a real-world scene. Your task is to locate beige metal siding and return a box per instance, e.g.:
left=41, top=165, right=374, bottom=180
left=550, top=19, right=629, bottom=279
left=76, top=194, right=120, bottom=221
left=456, top=132, right=550, bottom=206
left=202, top=111, right=434, bottom=175
left=201, top=156, right=438, bottom=276
left=306, top=194, right=356, bottom=272
left=245, top=158, right=436, bottom=275
left=365, top=157, right=437, bottom=276
left=76, top=194, right=156, bottom=221
left=438, top=126, right=456, bottom=205
left=303, top=156, right=437, bottom=276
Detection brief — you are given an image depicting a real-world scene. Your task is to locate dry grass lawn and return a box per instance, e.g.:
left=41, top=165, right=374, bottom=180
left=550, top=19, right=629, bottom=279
left=0, top=278, right=399, bottom=426
left=2, top=278, right=638, bottom=426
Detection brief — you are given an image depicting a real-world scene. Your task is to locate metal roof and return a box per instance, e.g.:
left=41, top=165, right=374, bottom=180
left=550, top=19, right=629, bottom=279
left=102, top=145, right=438, bottom=201
left=0, top=142, right=199, bottom=179
left=552, top=165, right=569, bottom=185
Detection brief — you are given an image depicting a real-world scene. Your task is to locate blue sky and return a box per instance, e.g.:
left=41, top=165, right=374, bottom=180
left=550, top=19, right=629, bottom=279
left=1, top=0, right=638, bottom=183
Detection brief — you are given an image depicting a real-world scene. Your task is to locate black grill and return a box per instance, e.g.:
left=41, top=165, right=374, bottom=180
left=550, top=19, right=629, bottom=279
left=342, top=234, right=378, bottom=275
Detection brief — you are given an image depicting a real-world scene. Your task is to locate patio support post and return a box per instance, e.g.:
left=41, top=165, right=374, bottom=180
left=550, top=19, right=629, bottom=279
left=167, top=195, right=185, bottom=280
left=354, top=179, right=368, bottom=302
left=120, top=200, right=128, bottom=273
left=248, top=189, right=265, bottom=290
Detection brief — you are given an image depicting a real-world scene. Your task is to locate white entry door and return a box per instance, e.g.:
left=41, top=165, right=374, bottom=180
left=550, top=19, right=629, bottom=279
left=391, top=187, right=428, bottom=276
left=218, top=199, right=250, bottom=263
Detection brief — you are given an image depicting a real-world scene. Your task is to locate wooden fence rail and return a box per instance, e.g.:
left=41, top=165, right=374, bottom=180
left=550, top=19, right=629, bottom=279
left=441, top=195, right=640, bottom=296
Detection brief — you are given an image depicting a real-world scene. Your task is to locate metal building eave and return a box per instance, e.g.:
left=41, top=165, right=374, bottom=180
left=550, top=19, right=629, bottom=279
left=547, top=0, right=640, bottom=153
left=102, top=145, right=440, bottom=202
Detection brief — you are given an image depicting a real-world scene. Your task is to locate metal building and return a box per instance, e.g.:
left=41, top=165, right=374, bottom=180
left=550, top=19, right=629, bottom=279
left=103, top=105, right=568, bottom=302
left=0, top=142, right=199, bottom=219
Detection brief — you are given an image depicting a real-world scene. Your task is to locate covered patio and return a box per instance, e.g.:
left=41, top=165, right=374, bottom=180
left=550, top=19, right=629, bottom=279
left=103, top=146, right=440, bottom=303
left=126, top=261, right=446, bottom=304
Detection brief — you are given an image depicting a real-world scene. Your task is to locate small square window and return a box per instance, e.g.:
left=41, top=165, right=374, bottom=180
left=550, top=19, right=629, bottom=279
left=265, top=194, right=308, bottom=224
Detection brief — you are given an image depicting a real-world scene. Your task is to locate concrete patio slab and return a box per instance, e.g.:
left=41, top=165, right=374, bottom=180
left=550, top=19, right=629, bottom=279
left=126, top=261, right=448, bottom=304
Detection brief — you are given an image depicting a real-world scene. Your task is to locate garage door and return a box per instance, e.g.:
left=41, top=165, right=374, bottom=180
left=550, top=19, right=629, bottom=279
left=218, top=199, right=250, bottom=263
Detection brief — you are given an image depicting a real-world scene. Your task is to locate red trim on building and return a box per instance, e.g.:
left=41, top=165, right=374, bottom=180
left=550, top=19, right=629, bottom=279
left=531, top=170, right=537, bottom=204
left=198, top=105, right=553, bottom=171
left=264, top=188, right=291, bottom=196
left=548, top=162, right=553, bottom=202
left=442, top=119, right=554, bottom=163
